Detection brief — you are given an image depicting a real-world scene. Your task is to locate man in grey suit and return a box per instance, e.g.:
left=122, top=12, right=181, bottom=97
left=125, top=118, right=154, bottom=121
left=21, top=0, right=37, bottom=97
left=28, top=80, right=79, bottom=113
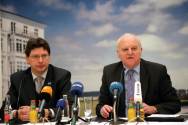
left=3, top=38, right=72, bottom=122
left=96, top=33, right=181, bottom=118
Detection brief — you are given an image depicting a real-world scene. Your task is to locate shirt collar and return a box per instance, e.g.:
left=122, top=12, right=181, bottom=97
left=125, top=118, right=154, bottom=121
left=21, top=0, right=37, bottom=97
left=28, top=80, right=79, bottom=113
left=123, top=64, right=140, bottom=74
left=32, top=69, right=48, bottom=81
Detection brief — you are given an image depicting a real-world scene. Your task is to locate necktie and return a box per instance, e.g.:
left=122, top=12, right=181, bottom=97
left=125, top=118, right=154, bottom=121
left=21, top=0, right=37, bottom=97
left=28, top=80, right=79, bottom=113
left=35, top=76, right=43, bottom=93
left=125, top=69, right=135, bottom=116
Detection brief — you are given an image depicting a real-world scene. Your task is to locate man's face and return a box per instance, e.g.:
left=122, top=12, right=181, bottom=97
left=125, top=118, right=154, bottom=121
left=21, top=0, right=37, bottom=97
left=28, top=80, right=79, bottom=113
left=117, top=37, right=142, bottom=69
left=26, top=47, right=50, bottom=76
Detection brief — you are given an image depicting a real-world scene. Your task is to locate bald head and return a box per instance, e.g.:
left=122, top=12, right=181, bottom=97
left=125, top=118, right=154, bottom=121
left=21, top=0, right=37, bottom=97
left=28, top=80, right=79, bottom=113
left=116, top=33, right=142, bottom=69
left=116, top=33, right=142, bottom=50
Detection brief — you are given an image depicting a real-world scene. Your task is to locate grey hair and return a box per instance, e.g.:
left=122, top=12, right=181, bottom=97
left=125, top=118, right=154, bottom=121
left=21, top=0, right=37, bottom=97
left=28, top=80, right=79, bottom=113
left=116, top=33, right=142, bottom=50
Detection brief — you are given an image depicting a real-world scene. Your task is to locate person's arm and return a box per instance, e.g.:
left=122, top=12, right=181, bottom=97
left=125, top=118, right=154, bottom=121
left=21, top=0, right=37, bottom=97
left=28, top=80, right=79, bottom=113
left=152, top=66, right=181, bottom=114
left=59, top=71, right=72, bottom=117
left=96, top=67, right=113, bottom=118
left=8, top=75, right=20, bottom=110
left=49, top=70, right=72, bottom=119
left=143, top=103, right=157, bottom=114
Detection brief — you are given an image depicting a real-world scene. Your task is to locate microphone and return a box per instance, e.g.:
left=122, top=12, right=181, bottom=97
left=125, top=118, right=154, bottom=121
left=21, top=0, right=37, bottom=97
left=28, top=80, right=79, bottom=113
left=109, top=81, right=123, bottom=100
left=134, top=81, right=144, bottom=122
left=70, top=82, right=84, bottom=125
left=109, top=81, right=123, bottom=123
left=38, top=85, right=52, bottom=119
left=134, top=81, right=142, bottom=103
left=70, top=82, right=84, bottom=97
left=54, top=99, right=65, bottom=121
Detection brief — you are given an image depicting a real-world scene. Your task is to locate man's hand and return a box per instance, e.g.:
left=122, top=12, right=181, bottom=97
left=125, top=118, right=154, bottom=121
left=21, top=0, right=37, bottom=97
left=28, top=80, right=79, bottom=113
left=100, top=105, right=113, bottom=119
left=18, top=106, right=30, bottom=121
left=143, top=103, right=157, bottom=115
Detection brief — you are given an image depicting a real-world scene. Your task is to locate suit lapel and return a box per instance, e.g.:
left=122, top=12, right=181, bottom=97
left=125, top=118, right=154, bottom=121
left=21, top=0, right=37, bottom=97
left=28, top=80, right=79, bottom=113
left=44, top=65, right=54, bottom=86
left=140, top=60, right=149, bottom=101
left=21, top=70, right=36, bottom=104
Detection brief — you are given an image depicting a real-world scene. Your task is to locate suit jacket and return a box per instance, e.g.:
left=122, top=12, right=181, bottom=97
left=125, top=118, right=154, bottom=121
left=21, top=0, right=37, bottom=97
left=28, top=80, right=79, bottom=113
left=96, top=59, right=181, bottom=118
left=8, top=64, right=72, bottom=110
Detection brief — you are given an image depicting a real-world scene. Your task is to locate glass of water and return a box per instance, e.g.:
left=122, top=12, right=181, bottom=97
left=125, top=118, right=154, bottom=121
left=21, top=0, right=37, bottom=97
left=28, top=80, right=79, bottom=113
left=84, top=96, right=92, bottom=121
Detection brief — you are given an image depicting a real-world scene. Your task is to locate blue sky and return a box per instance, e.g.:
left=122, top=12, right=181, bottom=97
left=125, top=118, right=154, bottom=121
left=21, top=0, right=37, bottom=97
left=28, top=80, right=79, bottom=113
left=1, top=0, right=188, bottom=91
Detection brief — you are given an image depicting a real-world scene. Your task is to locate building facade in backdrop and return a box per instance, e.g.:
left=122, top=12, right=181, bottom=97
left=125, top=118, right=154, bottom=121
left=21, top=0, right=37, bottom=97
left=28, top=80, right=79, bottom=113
left=0, top=9, right=45, bottom=105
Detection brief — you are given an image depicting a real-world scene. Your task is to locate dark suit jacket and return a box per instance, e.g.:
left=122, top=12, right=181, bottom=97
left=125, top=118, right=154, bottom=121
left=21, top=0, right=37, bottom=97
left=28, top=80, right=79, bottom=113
left=8, top=64, right=71, bottom=110
left=96, top=59, right=181, bottom=118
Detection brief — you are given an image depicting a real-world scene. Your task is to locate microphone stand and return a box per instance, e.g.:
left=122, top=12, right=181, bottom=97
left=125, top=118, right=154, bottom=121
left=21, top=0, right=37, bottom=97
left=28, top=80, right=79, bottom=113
left=38, top=100, right=47, bottom=122
left=113, top=96, right=117, bottom=123
left=135, top=102, right=144, bottom=122
left=110, top=93, right=125, bottom=125
left=71, top=95, right=78, bottom=125
left=71, top=95, right=87, bottom=125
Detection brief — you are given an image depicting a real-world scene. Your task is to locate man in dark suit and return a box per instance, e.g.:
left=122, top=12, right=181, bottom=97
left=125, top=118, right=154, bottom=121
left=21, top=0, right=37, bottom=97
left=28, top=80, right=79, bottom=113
left=1, top=38, right=72, bottom=122
left=96, top=33, right=181, bottom=118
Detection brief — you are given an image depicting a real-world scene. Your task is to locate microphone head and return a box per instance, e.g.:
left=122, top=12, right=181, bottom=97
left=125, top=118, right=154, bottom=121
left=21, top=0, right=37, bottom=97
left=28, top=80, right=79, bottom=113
left=134, top=81, right=142, bottom=103
left=56, top=99, right=65, bottom=110
left=70, top=82, right=84, bottom=97
left=109, top=81, right=123, bottom=95
left=40, top=86, right=52, bottom=102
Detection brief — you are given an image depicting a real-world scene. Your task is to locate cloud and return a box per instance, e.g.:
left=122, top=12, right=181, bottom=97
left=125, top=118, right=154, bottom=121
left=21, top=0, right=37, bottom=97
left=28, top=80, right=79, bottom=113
left=179, top=24, right=188, bottom=35
left=75, top=0, right=186, bottom=34
left=76, top=23, right=118, bottom=37
left=149, top=0, right=187, bottom=9
left=139, top=34, right=185, bottom=59
left=95, top=40, right=115, bottom=48
left=145, top=12, right=178, bottom=33
left=38, top=10, right=49, bottom=17
left=0, top=5, right=16, bottom=13
left=77, top=1, right=114, bottom=23
left=36, top=0, right=73, bottom=10
left=116, top=0, right=182, bottom=33
left=50, top=35, right=82, bottom=50
left=170, top=67, right=188, bottom=89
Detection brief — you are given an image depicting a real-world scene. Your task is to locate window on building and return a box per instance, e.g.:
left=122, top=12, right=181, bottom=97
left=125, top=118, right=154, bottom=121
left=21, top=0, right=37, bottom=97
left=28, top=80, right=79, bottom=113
left=23, top=25, right=28, bottom=34
left=16, top=39, right=22, bottom=52
left=0, top=19, right=2, bottom=29
left=23, top=40, right=26, bottom=52
left=1, top=38, right=3, bottom=50
left=16, top=61, right=24, bottom=72
left=34, top=28, right=38, bottom=37
left=1, top=60, right=3, bottom=74
left=11, top=22, right=16, bottom=33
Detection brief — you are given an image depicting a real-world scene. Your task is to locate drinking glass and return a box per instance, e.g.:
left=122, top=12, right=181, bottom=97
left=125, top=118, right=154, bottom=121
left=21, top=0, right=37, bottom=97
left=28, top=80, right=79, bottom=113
left=84, top=96, right=92, bottom=121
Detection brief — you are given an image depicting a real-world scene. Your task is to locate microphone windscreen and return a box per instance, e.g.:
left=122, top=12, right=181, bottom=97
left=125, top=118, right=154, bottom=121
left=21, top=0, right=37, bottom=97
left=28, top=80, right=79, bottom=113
left=70, top=82, right=84, bottom=97
left=109, top=81, right=123, bottom=95
left=40, top=86, right=52, bottom=102
left=56, top=99, right=65, bottom=109
left=134, top=81, right=142, bottom=103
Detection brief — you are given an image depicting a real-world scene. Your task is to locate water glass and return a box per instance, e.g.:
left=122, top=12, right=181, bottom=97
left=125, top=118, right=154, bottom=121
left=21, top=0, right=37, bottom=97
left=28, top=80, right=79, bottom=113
left=84, top=97, right=92, bottom=121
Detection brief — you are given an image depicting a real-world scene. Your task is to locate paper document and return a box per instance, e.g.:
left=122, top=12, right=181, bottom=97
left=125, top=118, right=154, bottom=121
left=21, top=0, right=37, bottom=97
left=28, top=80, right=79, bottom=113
left=148, top=114, right=180, bottom=118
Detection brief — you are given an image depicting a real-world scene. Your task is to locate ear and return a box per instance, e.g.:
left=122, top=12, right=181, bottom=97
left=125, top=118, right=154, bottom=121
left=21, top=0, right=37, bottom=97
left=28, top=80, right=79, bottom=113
left=116, top=49, right=121, bottom=59
left=26, top=56, right=30, bottom=65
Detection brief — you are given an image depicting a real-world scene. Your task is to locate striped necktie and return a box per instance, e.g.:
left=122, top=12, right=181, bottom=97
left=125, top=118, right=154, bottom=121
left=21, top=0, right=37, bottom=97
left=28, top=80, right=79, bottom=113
left=125, top=69, right=135, bottom=116
left=35, top=76, right=44, bottom=93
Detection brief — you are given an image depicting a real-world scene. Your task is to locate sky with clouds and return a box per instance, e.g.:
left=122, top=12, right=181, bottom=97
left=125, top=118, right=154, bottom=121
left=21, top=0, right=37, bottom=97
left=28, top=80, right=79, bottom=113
left=1, top=0, right=188, bottom=91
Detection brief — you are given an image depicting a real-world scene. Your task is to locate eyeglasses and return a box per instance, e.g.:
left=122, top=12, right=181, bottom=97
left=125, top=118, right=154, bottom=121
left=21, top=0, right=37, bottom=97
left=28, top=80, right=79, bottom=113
left=30, top=54, right=49, bottom=60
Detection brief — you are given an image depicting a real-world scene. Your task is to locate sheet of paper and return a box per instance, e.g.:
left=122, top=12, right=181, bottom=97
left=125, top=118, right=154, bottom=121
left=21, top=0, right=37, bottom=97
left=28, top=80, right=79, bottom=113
left=148, top=114, right=180, bottom=118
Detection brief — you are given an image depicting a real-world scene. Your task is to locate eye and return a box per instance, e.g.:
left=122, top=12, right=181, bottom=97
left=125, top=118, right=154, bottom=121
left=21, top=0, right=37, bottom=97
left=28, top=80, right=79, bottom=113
left=131, top=47, right=137, bottom=51
left=123, top=48, right=128, bottom=52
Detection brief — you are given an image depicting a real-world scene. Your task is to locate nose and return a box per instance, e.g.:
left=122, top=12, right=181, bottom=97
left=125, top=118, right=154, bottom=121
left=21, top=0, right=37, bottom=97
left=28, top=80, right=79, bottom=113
left=38, top=56, right=43, bottom=62
left=127, top=48, right=133, bottom=54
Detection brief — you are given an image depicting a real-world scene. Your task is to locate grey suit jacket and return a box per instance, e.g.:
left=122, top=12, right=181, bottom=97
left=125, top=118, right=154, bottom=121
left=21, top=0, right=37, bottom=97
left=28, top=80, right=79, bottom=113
left=96, top=59, right=181, bottom=118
